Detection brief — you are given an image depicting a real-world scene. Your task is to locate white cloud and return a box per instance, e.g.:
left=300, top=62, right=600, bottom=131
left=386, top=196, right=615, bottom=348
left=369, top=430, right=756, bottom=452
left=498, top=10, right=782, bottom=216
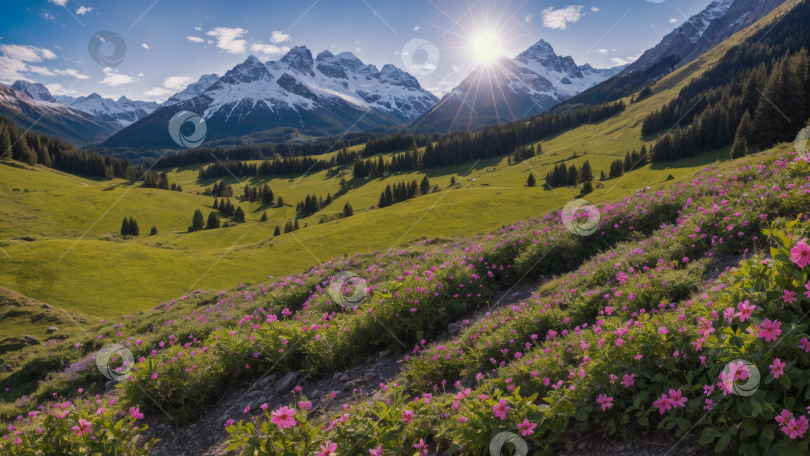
left=137, top=73, right=144, bottom=76
left=45, top=83, right=79, bottom=96
left=162, top=75, right=195, bottom=91
left=525, top=14, right=533, bottom=22
left=100, top=67, right=135, bottom=86
left=0, top=44, right=57, bottom=83
left=250, top=43, right=290, bottom=56
left=141, top=43, right=150, bottom=49
left=329, top=43, right=335, bottom=49
left=597, top=49, right=608, bottom=54
left=669, top=18, right=678, bottom=24
left=143, top=87, right=173, bottom=97
left=611, top=52, right=643, bottom=66
left=194, top=25, right=202, bottom=31
left=54, top=68, right=90, bottom=79
left=207, top=40, right=213, bottom=45
left=49, top=0, right=68, bottom=5
left=76, top=6, right=92, bottom=15
left=591, top=7, right=599, bottom=12
left=355, top=47, right=364, bottom=54
left=27, top=66, right=56, bottom=76
left=186, top=36, right=205, bottom=43
left=413, top=26, right=421, bottom=31
left=270, top=30, right=291, bottom=44
left=41, top=10, right=56, bottom=22
left=542, top=6, right=584, bottom=30
left=206, top=27, right=247, bottom=54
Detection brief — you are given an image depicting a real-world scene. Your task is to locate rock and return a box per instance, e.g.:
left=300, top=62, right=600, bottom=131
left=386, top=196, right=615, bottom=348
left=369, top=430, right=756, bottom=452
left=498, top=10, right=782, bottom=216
left=0, top=364, right=13, bottom=373
left=339, top=373, right=350, bottom=382
left=577, top=442, right=586, bottom=449
left=618, top=445, right=626, bottom=451
left=332, top=372, right=343, bottom=380
left=24, top=335, right=40, bottom=345
left=257, top=373, right=278, bottom=388
left=363, top=372, right=376, bottom=381
left=41, top=304, right=51, bottom=309
left=365, top=355, right=376, bottom=364
left=247, top=390, right=261, bottom=397
left=377, top=350, right=391, bottom=360
left=104, top=380, right=118, bottom=391
left=46, top=326, right=59, bottom=333
left=258, top=396, right=268, bottom=404
left=685, top=448, right=697, bottom=455
left=448, top=322, right=463, bottom=336
left=310, top=390, right=324, bottom=399
left=274, top=372, right=299, bottom=395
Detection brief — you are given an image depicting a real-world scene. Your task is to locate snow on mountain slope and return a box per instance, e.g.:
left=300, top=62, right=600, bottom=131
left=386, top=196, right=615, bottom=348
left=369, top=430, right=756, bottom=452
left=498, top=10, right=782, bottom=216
left=100, top=47, right=440, bottom=149
left=0, top=83, right=119, bottom=146
left=411, top=39, right=625, bottom=133
left=68, top=93, right=159, bottom=127
left=163, top=74, right=220, bottom=106
left=10, top=81, right=57, bottom=103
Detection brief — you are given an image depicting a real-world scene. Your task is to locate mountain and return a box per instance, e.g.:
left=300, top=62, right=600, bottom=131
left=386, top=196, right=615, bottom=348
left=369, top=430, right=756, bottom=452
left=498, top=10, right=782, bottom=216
left=67, top=93, right=159, bottom=128
left=0, top=83, right=119, bottom=146
left=621, top=0, right=786, bottom=74
left=163, top=74, right=220, bottom=105
left=410, top=39, right=625, bottom=132
left=10, top=81, right=57, bottom=103
left=100, top=48, right=440, bottom=149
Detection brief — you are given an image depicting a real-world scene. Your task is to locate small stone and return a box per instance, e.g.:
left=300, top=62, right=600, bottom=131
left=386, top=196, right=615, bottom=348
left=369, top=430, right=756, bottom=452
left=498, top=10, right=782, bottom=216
left=578, top=442, right=586, bottom=449
left=257, top=373, right=278, bottom=388
left=618, top=445, right=625, bottom=451
left=363, top=372, right=376, bottom=381
left=274, top=372, right=299, bottom=395
left=332, top=372, right=343, bottom=380
left=448, top=322, right=463, bottom=335
left=257, top=396, right=268, bottom=404
left=377, top=350, right=391, bottom=360
left=0, top=365, right=12, bottom=373
left=247, top=390, right=261, bottom=397
left=46, top=326, right=59, bottom=333
left=339, top=373, right=350, bottom=382
left=104, top=380, right=118, bottom=391
left=310, top=390, right=324, bottom=399
left=686, top=448, right=697, bottom=455
left=24, top=335, right=39, bottom=344
left=365, top=355, right=376, bottom=364
left=41, top=304, right=51, bottom=309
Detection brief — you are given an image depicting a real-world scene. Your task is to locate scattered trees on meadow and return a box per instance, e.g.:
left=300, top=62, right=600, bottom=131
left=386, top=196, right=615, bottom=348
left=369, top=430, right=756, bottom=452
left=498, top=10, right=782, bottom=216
left=120, top=217, right=140, bottom=237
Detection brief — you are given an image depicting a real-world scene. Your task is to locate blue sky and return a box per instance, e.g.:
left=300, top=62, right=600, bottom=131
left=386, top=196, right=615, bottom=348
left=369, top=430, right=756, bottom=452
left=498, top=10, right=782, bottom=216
left=0, top=0, right=716, bottom=101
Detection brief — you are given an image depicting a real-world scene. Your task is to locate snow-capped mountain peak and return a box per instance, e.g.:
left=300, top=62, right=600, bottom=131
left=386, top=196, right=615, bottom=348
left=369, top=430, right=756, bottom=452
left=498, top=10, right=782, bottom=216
left=277, top=46, right=315, bottom=76
left=164, top=73, right=220, bottom=105
left=688, top=0, right=735, bottom=43
left=10, top=80, right=57, bottom=103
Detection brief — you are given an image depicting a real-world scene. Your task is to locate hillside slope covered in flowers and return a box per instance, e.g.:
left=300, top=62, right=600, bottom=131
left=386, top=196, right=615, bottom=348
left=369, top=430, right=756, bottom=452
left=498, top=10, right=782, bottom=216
left=2, top=144, right=810, bottom=454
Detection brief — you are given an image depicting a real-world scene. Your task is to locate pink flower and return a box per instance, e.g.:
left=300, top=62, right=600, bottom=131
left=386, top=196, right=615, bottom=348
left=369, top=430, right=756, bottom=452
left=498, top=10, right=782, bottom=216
left=413, top=438, right=428, bottom=456
left=717, top=371, right=734, bottom=396
left=758, top=319, right=783, bottom=342
left=224, top=419, right=235, bottom=427
left=734, top=300, right=755, bottom=322
left=517, top=419, right=537, bottom=436
left=621, top=373, right=635, bottom=388
left=769, top=358, right=786, bottom=379
left=493, top=399, right=511, bottom=420
left=129, top=407, right=144, bottom=420
left=790, top=241, right=810, bottom=268
left=70, top=418, right=93, bottom=436
left=783, top=289, right=798, bottom=304
left=653, top=394, right=672, bottom=415
left=369, top=445, right=384, bottom=456
left=775, top=409, right=794, bottom=426
left=658, top=327, right=668, bottom=335
left=317, top=441, right=337, bottom=456
left=805, top=280, right=810, bottom=299
left=298, top=401, right=312, bottom=410
left=596, top=394, right=614, bottom=412
left=401, top=410, right=413, bottom=423
left=800, top=338, right=810, bottom=353
left=243, top=406, right=250, bottom=413
left=270, top=406, right=297, bottom=429
left=668, top=389, right=687, bottom=408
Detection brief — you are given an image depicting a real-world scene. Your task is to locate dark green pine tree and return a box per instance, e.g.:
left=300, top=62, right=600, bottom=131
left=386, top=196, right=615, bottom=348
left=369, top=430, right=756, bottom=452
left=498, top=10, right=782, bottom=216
left=233, top=206, right=246, bottom=223
left=731, top=136, right=748, bottom=159
left=206, top=211, right=221, bottom=229
left=284, top=221, right=293, bottom=233
left=213, top=198, right=219, bottom=210
left=120, top=217, right=131, bottom=236
left=261, top=211, right=268, bottom=221
left=526, top=173, right=536, bottom=187
left=150, top=226, right=158, bottom=235
left=191, top=209, right=205, bottom=232
left=578, top=160, right=594, bottom=182
left=129, top=218, right=140, bottom=237
left=420, top=175, right=430, bottom=196
left=752, top=65, right=787, bottom=150
left=581, top=180, right=593, bottom=194
left=274, top=225, right=281, bottom=236
left=343, top=202, right=354, bottom=217
left=293, top=219, right=300, bottom=230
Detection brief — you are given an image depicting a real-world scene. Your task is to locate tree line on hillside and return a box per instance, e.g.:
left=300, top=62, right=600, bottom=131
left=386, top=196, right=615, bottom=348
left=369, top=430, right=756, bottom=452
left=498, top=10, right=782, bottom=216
left=197, top=148, right=358, bottom=178
left=641, top=2, right=810, bottom=162
left=296, top=193, right=333, bottom=214
left=119, top=217, right=140, bottom=237
left=378, top=176, right=431, bottom=208
left=204, top=179, right=235, bottom=198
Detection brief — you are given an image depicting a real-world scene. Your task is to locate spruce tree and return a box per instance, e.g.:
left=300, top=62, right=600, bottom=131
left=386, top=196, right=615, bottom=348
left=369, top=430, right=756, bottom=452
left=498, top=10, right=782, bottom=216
left=582, top=180, right=593, bottom=194
left=261, top=211, right=268, bottom=221
left=293, top=219, right=300, bottom=230
left=150, top=226, right=158, bottom=235
left=274, top=225, right=281, bottom=236
left=206, top=211, right=220, bottom=229
left=731, top=136, right=748, bottom=159
left=129, top=218, right=140, bottom=236
left=234, top=206, right=246, bottom=223
left=191, top=209, right=205, bottom=232
left=343, top=202, right=354, bottom=217
left=526, top=173, right=536, bottom=187
left=120, top=217, right=131, bottom=236
left=420, top=175, right=430, bottom=196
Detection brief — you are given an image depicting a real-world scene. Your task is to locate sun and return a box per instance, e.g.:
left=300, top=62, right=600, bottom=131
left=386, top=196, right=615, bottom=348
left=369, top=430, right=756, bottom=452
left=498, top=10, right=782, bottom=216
left=471, top=32, right=503, bottom=63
